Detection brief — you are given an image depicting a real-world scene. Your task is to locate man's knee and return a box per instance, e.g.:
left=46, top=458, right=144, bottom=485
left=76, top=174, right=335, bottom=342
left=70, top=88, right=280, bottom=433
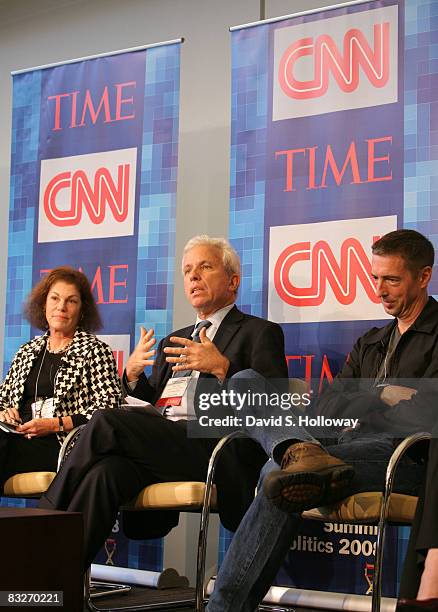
left=88, top=407, right=123, bottom=429
left=230, top=369, right=267, bottom=395
left=231, top=369, right=263, bottom=382
left=84, top=456, right=144, bottom=494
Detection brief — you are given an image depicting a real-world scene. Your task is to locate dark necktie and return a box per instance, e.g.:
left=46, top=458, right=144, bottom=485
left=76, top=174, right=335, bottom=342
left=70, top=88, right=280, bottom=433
left=174, top=320, right=212, bottom=377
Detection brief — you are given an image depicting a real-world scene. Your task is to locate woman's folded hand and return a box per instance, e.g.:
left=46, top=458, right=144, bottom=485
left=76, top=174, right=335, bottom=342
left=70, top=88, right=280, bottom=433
left=0, top=406, right=21, bottom=425
left=18, top=418, right=57, bottom=439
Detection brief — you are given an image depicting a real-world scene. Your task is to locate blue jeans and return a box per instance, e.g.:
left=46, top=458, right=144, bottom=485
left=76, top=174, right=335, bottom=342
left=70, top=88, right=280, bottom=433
left=207, top=372, right=424, bottom=612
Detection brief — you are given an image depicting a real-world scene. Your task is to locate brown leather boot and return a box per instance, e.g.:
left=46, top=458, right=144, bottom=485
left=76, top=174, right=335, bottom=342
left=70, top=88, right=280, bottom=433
left=263, top=442, right=354, bottom=513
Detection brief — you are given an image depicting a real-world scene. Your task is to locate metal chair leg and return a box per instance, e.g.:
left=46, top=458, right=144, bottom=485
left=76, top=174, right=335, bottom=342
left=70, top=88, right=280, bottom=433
left=195, top=431, right=248, bottom=612
left=371, top=432, right=431, bottom=612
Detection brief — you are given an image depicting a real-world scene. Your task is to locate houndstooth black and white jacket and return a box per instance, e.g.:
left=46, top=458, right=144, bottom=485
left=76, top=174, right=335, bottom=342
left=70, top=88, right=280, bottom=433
left=0, top=329, right=122, bottom=443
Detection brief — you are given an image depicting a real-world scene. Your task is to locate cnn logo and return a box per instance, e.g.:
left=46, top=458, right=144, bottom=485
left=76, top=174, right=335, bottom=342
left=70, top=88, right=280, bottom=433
left=272, top=5, right=398, bottom=120
left=38, top=148, right=137, bottom=243
left=268, top=216, right=397, bottom=323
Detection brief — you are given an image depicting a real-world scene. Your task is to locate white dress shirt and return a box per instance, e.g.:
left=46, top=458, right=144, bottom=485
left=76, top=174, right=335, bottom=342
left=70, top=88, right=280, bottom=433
left=166, top=302, right=235, bottom=420
left=128, top=302, right=235, bottom=420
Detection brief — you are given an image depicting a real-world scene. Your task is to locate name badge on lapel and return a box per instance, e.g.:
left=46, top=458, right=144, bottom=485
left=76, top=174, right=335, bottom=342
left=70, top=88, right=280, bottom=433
left=156, top=377, right=191, bottom=408
left=31, top=397, right=55, bottom=419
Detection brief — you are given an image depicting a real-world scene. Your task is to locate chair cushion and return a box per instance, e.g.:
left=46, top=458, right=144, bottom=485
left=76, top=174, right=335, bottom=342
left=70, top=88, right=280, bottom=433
left=3, top=472, right=56, bottom=496
left=132, top=481, right=218, bottom=511
left=302, top=492, right=417, bottom=523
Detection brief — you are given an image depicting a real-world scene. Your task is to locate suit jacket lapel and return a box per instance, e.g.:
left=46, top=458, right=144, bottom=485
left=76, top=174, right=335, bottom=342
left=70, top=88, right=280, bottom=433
left=211, top=305, right=243, bottom=357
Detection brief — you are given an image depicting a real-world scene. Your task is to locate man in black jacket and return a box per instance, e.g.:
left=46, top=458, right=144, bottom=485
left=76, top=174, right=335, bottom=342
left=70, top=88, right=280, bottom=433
left=206, top=229, right=438, bottom=612
left=39, top=235, right=289, bottom=569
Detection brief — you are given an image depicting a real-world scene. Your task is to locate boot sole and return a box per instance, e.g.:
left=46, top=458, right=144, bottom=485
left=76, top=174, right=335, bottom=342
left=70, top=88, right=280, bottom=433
left=263, top=464, right=354, bottom=513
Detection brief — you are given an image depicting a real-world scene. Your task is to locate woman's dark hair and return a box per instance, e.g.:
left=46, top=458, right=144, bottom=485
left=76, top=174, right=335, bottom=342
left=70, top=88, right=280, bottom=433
left=24, top=266, right=102, bottom=332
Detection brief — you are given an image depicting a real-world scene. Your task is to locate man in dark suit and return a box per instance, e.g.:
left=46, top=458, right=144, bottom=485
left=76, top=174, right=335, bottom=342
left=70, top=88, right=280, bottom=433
left=39, top=235, right=289, bottom=570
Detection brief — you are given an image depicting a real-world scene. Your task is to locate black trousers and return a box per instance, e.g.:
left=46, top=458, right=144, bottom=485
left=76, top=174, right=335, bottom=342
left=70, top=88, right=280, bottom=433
left=400, top=435, right=438, bottom=598
left=39, top=409, right=218, bottom=569
left=0, top=431, right=59, bottom=489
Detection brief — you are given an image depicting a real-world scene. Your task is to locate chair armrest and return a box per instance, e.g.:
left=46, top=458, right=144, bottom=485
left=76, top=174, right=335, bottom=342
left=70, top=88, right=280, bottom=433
left=199, top=431, right=251, bottom=528
left=207, top=431, right=250, bottom=474
left=196, top=430, right=251, bottom=605
left=57, top=425, right=86, bottom=471
left=370, top=431, right=432, bottom=611
left=384, top=431, right=431, bottom=493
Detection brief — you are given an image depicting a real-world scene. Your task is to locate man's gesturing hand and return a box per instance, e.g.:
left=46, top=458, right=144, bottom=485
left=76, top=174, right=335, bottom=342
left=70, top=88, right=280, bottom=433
left=125, top=326, right=156, bottom=382
left=164, top=327, right=230, bottom=381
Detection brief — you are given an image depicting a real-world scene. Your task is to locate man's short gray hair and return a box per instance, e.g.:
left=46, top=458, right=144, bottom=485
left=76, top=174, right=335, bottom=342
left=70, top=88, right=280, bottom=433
left=182, top=235, right=241, bottom=277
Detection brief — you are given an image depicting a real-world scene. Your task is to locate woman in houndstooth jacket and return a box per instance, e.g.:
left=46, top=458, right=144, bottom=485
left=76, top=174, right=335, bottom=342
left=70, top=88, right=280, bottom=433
left=0, top=266, right=121, bottom=489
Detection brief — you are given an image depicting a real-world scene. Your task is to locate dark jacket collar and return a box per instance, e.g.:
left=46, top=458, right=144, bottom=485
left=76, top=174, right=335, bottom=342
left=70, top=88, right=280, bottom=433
left=363, top=296, right=438, bottom=345
left=177, top=304, right=244, bottom=353
left=211, top=305, right=244, bottom=354
left=180, top=304, right=243, bottom=334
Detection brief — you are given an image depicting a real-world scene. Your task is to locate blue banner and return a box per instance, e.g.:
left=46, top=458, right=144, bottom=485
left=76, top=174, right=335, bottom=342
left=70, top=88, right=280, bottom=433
left=5, top=41, right=182, bottom=573
left=230, top=0, right=438, bottom=597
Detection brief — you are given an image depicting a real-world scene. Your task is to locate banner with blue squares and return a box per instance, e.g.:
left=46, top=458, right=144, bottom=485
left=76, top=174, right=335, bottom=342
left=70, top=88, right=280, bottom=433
left=228, top=0, right=438, bottom=599
left=4, top=41, right=182, bottom=573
